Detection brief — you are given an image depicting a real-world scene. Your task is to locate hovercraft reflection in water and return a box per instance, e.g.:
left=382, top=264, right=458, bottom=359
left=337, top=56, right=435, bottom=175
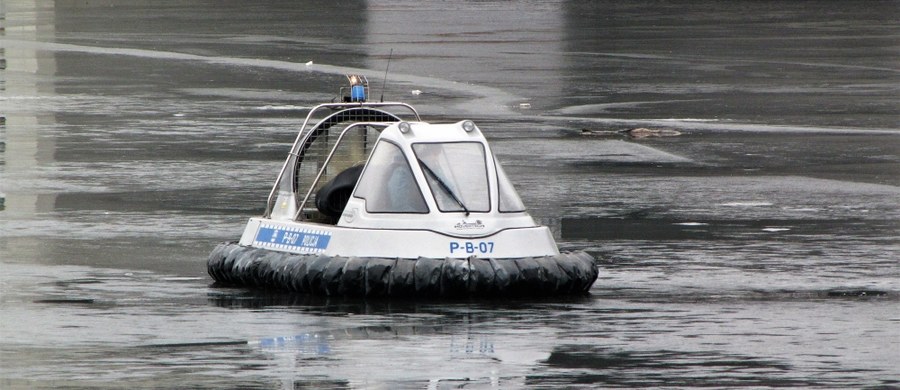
left=207, top=75, right=598, bottom=297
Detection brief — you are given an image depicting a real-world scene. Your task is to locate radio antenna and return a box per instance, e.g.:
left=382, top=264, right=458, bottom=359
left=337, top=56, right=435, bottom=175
left=380, top=49, right=393, bottom=102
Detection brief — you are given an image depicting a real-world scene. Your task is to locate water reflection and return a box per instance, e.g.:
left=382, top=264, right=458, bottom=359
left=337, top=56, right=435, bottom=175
left=205, top=291, right=568, bottom=388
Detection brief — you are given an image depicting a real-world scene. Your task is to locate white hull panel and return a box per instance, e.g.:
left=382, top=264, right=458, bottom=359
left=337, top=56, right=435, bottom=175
left=238, top=217, right=559, bottom=259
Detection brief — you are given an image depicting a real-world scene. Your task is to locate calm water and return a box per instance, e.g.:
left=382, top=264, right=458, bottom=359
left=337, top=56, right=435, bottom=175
left=1, top=1, right=898, bottom=388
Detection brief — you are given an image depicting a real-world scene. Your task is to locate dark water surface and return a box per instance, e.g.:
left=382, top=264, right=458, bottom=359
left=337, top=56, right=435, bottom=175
left=1, top=1, right=898, bottom=388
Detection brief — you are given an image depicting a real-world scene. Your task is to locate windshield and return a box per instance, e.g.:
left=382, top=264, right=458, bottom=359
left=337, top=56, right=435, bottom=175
left=413, top=142, right=490, bottom=213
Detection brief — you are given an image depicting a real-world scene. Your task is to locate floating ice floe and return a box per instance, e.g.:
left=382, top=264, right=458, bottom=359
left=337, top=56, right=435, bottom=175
left=674, top=222, right=709, bottom=226
left=659, top=118, right=719, bottom=122
left=720, top=201, right=774, bottom=207
left=254, top=105, right=310, bottom=111
left=161, top=277, right=204, bottom=282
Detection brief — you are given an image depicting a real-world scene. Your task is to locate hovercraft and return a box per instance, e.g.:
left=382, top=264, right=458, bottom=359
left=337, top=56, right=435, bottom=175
left=208, top=75, right=598, bottom=297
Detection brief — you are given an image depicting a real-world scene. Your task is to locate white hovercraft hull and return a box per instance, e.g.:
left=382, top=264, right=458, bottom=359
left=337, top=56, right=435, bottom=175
left=207, top=218, right=598, bottom=297
left=206, top=91, right=599, bottom=297
left=237, top=217, right=560, bottom=259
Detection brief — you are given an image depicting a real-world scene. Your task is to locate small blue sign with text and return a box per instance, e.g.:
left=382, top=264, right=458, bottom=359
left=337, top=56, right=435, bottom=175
left=256, top=226, right=331, bottom=251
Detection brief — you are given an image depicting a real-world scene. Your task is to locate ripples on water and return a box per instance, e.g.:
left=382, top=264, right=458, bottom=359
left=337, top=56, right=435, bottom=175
left=2, top=0, right=899, bottom=388
left=2, top=262, right=896, bottom=388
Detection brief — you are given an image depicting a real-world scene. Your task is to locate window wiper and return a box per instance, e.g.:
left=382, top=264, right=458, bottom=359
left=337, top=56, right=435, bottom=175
left=417, top=158, right=470, bottom=216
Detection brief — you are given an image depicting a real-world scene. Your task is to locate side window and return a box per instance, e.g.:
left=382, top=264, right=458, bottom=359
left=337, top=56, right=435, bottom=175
left=496, top=157, right=526, bottom=212
left=353, top=141, right=428, bottom=213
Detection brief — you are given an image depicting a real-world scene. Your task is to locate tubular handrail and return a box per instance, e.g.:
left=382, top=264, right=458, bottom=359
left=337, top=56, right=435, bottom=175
left=294, top=121, right=393, bottom=221
left=263, top=102, right=420, bottom=218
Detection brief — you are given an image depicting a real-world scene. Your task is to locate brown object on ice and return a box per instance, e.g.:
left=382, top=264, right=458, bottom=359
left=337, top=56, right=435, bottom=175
left=623, top=128, right=682, bottom=138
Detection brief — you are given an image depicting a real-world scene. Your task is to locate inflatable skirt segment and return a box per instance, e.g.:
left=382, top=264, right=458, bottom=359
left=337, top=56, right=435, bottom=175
left=208, top=243, right=599, bottom=297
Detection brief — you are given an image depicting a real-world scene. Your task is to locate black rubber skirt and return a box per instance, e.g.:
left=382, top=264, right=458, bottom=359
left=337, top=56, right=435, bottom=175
left=208, top=242, right=599, bottom=297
